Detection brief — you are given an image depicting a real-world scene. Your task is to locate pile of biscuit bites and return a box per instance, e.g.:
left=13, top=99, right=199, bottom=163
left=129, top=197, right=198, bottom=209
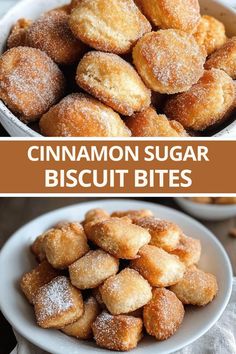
left=0, top=0, right=235, bottom=136
left=20, top=208, right=218, bottom=351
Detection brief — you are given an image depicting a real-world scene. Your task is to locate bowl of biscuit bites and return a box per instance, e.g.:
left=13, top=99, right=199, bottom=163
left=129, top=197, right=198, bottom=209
left=0, top=0, right=235, bottom=137
left=0, top=200, right=232, bottom=353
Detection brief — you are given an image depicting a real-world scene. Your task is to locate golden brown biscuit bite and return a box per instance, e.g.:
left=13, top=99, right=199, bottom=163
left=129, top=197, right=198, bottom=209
left=69, top=250, right=119, bottom=289
left=31, top=233, right=47, bottom=262
left=84, top=208, right=110, bottom=224
left=143, top=288, right=184, bottom=341
left=205, top=37, right=236, bottom=79
left=69, top=0, right=151, bottom=54
left=0, top=47, right=65, bottom=122
left=164, top=69, right=235, bottom=131
left=193, top=15, right=227, bottom=55
left=39, top=93, right=131, bottom=137
left=131, top=245, right=185, bottom=287
left=92, top=312, right=143, bottom=351
left=134, top=0, right=200, bottom=32
left=170, top=234, right=201, bottom=266
left=84, top=217, right=151, bottom=259
left=133, top=30, right=206, bottom=94
left=44, top=222, right=89, bottom=269
left=126, top=108, right=188, bottom=137
left=34, top=276, right=84, bottom=328
left=111, top=209, right=153, bottom=220
left=170, top=266, right=218, bottom=306
left=27, top=11, right=85, bottom=65
left=76, top=51, right=151, bottom=116
left=7, top=18, right=32, bottom=48
left=99, top=268, right=152, bottom=315
left=62, top=296, right=101, bottom=339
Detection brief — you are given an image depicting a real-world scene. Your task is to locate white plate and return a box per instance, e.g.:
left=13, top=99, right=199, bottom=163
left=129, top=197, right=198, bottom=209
left=0, top=199, right=233, bottom=354
left=0, top=0, right=235, bottom=137
left=175, top=198, right=236, bottom=221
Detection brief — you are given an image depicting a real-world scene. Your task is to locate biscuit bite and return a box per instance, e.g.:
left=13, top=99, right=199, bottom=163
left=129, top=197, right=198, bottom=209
left=99, top=268, right=152, bottom=315
left=111, top=209, right=153, bottom=220
left=92, top=312, right=143, bottom=351
left=84, top=217, right=151, bottom=259
left=7, top=18, right=32, bottom=48
left=69, top=250, right=119, bottom=289
left=126, top=108, right=188, bottom=137
left=133, top=216, right=181, bottom=251
left=170, top=234, right=201, bottom=266
left=131, top=245, right=185, bottom=287
left=44, top=222, right=89, bottom=269
left=20, top=260, right=59, bottom=304
left=92, top=287, right=106, bottom=308
left=133, top=30, right=206, bottom=94
left=31, top=233, right=47, bottom=262
left=69, top=0, right=151, bottom=54
left=170, top=266, right=218, bottom=306
left=34, top=276, right=83, bottom=328
left=193, top=15, right=227, bottom=55
left=164, top=69, right=235, bottom=131
left=62, top=296, right=101, bottom=339
left=143, top=288, right=184, bottom=341
left=84, top=208, right=110, bottom=224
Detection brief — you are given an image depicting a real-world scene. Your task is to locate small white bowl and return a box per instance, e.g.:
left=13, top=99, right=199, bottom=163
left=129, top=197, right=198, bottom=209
left=0, top=0, right=235, bottom=137
left=175, top=197, right=236, bottom=221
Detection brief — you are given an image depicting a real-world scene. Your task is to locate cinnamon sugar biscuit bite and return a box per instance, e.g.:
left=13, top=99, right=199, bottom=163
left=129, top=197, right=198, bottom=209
left=84, top=217, right=151, bottom=259
left=111, top=209, right=153, bottom=220
left=34, top=276, right=83, bottom=328
left=44, top=222, right=89, bottom=269
left=131, top=245, right=185, bottom=287
left=134, top=0, right=200, bottom=32
left=76, top=51, right=151, bottom=116
left=133, top=217, right=181, bottom=251
left=193, top=15, right=227, bottom=55
left=27, top=11, right=85, bottom=65
left=92, top=312, right=143, bottom=351
left=205, top=37, right=236, bottom=79
left=62, top=296, right=101, bottom=339
left=170, top=266, right=218, bottom=306
left=39, top=93, right=131, bottom=137
left=92, top=288, right=106, bottom=308
left=99, top=268, right=152, bottom=315
left=84, top=208, right=110, bottom=224
left=69, top=0, right=151, bottom=54
left=164, top=69, right=235, bottom=131
left=170, top=234, right=201, bottom=266
left=31, top=233, right=47, bottom=262
left=0, top=47, right=65, bottom=123
left=133, top=30, right=206, bottom=94
left=143, top=288, right=184, bottom=341
left=126, top=107, right=188, bottom=137
left=7, top=18, right=32, bottom=49
left=69, top=250, right=119, bottom=289
left=20, top=260, right=59, bottom=304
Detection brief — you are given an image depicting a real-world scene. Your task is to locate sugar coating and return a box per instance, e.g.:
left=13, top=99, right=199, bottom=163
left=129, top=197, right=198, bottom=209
left=7, top=18, right=32, bottom=48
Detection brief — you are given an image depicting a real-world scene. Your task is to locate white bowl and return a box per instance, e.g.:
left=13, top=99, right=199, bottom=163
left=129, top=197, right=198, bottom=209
left=175, top=197, right=236, bottom=220
left=0, top=199, right=232, bottom=354
left=0, top=0, right=235, bottom=137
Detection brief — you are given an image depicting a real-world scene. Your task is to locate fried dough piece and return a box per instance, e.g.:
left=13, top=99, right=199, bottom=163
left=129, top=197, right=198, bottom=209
left=69, top=250, right=119, bottom=289
left=214, top=197, right=236, bottom=204
left=84, top=217, right=151, bottom=259
left=170, top=234, right=201, bottom=266
left=133, top=216, right=181, bottom=251
left=20, top=260, right=59, bottom=304
left=62, top=296, right=101, bottom=339
left=31, top=233, right=47, bottom=262
left=84, top=208, right=110, bottom=224
left=164, top=69, right=235, bottom=131
left=134, top=0, right=200, bottom=32
left=92, top=312, right=143, bottom=351
left=126, top=108, right=188, bottom=137
left=44, top=222, right=89, bottom=269
left=39, top=93, right=131, bottom=137
left=34, top=276, right=83, bottom=328
left=143, top=288, right=184, bottom=340
left=111, top=209, right=153, bottom=220
left=69, top=0, right=151, bottom=54
left=76, top=51, right=151, bottom=116
left=0, top=47, right=65, bottom=122
left=205, top=37, right=236, bottom=79
left=133, top=30, right=206, bottom=94
left=131, top=245, right=185, bottom=287
left=27, top=11, right=85, bottom=65
left=170, top=266, right=218, bottom=306
left=7, top=18, right=32, bottom=48
left=193, top=15, right=227, bottom=55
